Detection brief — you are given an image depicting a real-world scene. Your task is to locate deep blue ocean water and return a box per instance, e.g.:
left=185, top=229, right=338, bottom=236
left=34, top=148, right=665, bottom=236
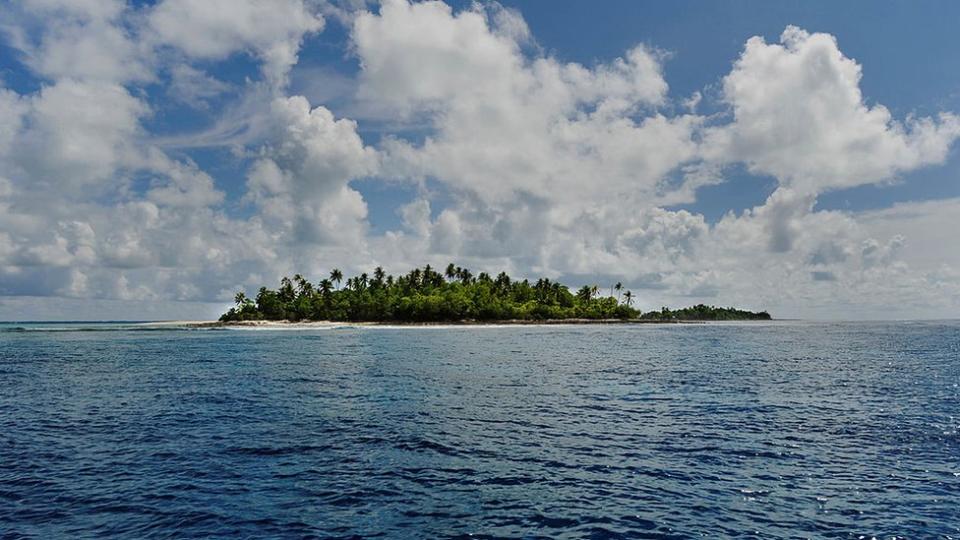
left=1, top=321, right=958, bottom=539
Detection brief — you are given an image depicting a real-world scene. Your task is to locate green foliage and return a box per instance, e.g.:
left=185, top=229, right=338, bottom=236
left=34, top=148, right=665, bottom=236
left=219, top=266, right=772, bottom=323
left=639, top=304, right=771, bottom=321
left=219, top=265, right=642, bottom=323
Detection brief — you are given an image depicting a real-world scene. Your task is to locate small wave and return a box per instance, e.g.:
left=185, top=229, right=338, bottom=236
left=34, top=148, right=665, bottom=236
left=225, top=444, right=331, bottom=457
left=527, top=513, right=580, bottom=528
left=395, top=438, right=462, bottom=456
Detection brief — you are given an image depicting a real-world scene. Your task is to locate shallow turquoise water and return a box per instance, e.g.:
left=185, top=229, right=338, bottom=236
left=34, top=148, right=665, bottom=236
left=1, top=321, right=959, bottom=538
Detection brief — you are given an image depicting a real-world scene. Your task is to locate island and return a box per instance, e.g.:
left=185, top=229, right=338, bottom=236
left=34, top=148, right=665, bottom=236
left=218, top=265, right=771, bottom=325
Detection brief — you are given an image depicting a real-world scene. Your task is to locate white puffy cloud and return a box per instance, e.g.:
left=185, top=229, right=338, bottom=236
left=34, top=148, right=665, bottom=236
left=12, top=79, right=147, bottom=193
left=356, top=0, right=676, bottom=201
left=355, top=0, right=666, bottom=117
left=350, top=0, right=704, bottom=283
left=2, top=0, right=151, bottom=83
left=3, top=78, right=228, bottom=209
left=245, top=96, right=378, bottom=245
left=147, top=0, right=324, bottom=85
left=143, top=152, right=225, bottom=208
left=353, top=0, right=525, bottom=115
left=703, top=26, right=960, bottom=194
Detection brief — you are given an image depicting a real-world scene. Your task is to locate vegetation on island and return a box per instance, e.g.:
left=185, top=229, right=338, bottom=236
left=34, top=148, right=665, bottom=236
left=640, top=304, right=771, bottom=321
left=220, top=264, right=770, bottom=323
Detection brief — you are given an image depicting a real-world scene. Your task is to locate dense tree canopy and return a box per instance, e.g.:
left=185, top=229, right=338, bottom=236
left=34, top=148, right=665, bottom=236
left=640, top=304, right=771, bottom=321
left=219, top=265, right=770, bottom=323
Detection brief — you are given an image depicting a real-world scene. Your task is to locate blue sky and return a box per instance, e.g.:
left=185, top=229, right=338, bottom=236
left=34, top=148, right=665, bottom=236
left=0, top=0, right=958, bottom=320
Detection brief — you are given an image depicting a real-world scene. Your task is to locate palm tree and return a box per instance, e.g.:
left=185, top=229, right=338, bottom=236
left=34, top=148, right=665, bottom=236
left=371, top=266, right=385, bottom=288
left=576, top=285, right=592, bottom=303
left=234, top=292, right=247, bottom=306
left=613, top=282, right=622, bottom=300
left=293, top=274, right=313, bottom=297
left=590, top=285, right=599, bottom=299
left=279, top=276, right=295, bottom=302
left=330, top=268, right=343, bottom=290
left=445, top=263, right=457, bottom=281
left=319, top=279, right=332, bottom=297
left=623, top=290, right=634, bottom=306
left=495, top=271, right=511, bottom=291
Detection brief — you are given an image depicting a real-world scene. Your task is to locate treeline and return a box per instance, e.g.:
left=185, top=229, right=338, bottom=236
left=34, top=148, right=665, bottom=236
left=219, top=265, right=771, bottom=323
left=220, top=264, right=638, bottom=322
left=640, top=304, right=771, bottom=321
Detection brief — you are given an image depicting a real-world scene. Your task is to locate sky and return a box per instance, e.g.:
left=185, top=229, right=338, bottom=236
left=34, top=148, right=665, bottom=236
left=0, top=0, right=959, bottom=321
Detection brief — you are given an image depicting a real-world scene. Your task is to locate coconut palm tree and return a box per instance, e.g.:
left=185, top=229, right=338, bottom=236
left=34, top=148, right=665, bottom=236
left=576, top=286, right=592, bottom=303
left=279, top=276, right=295, bottom=302
left=330, top=268, right=343, bottom=289
left=445, top=263, right=457, bottom=281
left=294, top=274, right=313, bottom=297
left=319, top=279, right=332, bottom=297
left=613, top=281, right=622, bottom=300
left=495, top=271, right=510, bottom=291
left=623, top=290, right=634, bottom=306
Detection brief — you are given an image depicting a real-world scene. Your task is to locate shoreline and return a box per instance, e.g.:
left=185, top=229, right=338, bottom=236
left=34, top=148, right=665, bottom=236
left=180, top=318, right=711, bottom=329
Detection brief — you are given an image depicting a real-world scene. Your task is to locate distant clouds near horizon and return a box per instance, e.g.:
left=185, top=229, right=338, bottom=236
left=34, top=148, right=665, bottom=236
left=0, top=0, right=958, bottom=320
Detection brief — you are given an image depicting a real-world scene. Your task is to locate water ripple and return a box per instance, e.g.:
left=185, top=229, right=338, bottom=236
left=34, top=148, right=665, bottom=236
left=1, top=321, right=959, bottom=538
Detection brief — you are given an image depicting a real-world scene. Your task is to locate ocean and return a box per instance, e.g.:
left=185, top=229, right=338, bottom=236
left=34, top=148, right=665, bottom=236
left=1, top=321, right=958, bottom=538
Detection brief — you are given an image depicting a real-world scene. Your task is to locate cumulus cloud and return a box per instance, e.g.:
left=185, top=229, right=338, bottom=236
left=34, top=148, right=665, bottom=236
left=245, top=96, right=378, bottom=245
left=348, top=0, right=713, bottom=279
left=2, top=0, right=151, bottom=83
left=358, top=0, right=697, bottom=223
left=147, top=0, right=324, bottom=86
left=12, top=79, right=147, bottom=193
left=703, top=26, right=960, bottom=194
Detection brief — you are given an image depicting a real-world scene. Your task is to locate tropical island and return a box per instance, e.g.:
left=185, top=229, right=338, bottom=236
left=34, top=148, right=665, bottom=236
left=218, top=264, right=770, bottom=324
